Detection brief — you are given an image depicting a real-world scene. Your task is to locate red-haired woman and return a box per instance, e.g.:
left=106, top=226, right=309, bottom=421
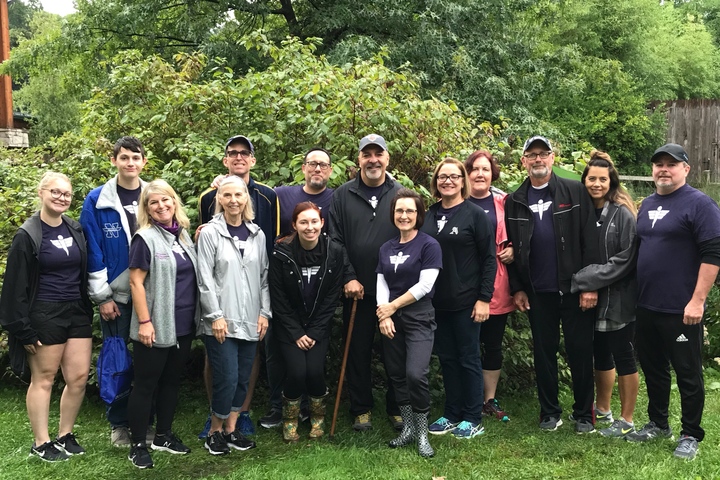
left=269, top=202, right=347, bottom=442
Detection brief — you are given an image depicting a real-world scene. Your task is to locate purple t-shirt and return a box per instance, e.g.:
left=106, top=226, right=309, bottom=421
left=117, top=185, right=142, bottom=236
left=227, top=223, right=251, bottom=256
left=468, top=195, right=497, bottom=233
left=36, top=221, right=82, bottom=302
left=527, top=185, right=559, bottom=292
left=637, top=184, right=720, bottom=314
left=376, top=231, right=443, bottom=301
left=129, top=235, right=197, bottom=337
left=275, top=185, right=334, bottom=237
left=358, top=182, right=384, bottom=210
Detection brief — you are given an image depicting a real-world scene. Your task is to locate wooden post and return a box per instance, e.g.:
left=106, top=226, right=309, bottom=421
left=0, top=0, right=13, bottom=128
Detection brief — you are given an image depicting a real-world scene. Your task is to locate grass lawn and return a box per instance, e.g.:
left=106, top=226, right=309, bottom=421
left=1, top=370, right=720, bottom=480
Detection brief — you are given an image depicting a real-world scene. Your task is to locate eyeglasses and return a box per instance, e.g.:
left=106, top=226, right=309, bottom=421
left=44, top=188, right=73, bottom=201
left=304, top=161, right=331, bottom=171
left=394, top=208, right=417, bottom=216
left=437, top=174, right=463, bottom=183
left=226, top=149, right=253, bottom=159
left=523, top=151, right=552, bottom=161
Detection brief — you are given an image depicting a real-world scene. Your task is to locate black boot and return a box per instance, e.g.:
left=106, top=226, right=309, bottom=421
left=388, top=405, right=414, bottom=448
left=413, top=411, right=434, bottom=458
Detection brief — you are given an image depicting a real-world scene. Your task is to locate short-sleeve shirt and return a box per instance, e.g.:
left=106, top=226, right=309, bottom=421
left=527, top=185, right=559, bottom=292
left=129, top=235, right=197, bottom=337
left=117, top=185, right=142, bottom=236
left=468, top=195, right=497, bottom=233
left=37, top=221, right=82, bottom=302
left=637, top=183, right=720, bottom=314
left=275, top=185, right=334, bottom=237
left=227, top=223, right=251, bottom=256
left=376, top=231, right=443, bottom=301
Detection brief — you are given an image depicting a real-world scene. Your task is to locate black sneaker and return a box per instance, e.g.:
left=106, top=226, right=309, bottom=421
left=224, top=429, right=257, bottom=451
left=151, top=431, right=191, bottom=455
left=258, top=409, right=282, bottom=429
left=55, top=432, right=85, bottom=455
left=300, top=406, right=310, bottom=423
left=128, top=442, right=154, bottom=469
left=30, top=441, right=69, bottom=462
left=204, top=431, right=230, bottom=455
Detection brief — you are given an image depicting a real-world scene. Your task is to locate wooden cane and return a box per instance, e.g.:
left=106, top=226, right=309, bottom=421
left=329, top=298, right=358, bottom=440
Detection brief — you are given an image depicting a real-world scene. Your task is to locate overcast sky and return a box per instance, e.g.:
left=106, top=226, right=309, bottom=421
left=39, top=0, right=76, bottom=16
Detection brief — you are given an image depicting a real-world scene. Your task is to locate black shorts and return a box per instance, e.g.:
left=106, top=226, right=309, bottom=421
left=29, top=300, right=93, bottom=345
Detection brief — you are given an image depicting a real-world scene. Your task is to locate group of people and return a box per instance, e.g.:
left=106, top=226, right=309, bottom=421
left=0, top=131, right=716, bottom=469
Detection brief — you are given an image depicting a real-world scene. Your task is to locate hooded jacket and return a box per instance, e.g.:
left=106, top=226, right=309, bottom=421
left=269, top=234, right=346, bottom=344
left=197, top=213, right=271, bottom=341
left=571, top=202, right=637, bottom=328
left=0, top=213, right=93, bottom=375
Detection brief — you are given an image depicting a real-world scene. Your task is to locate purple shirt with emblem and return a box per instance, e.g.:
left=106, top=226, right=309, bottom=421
left=468, top=195, right=497, bottom=233
left=527, top=185, right=559, bottom=292
left=376, top=230, right=443, bottom=301
left=37, top=221, right=82, bottom=302
left=117, top=185, right=141, bottom=236
left=637, top=183, right=720, bottom=314
left=275, top=185, right=334, bottom=237
left=129, top=235, right=197, bottom=336
left=226, top=223, right=250, bottom=256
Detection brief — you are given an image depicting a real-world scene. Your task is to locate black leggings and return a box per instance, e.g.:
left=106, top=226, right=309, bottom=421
left=480, top=313, right=509, bottom=371
left=128, top=335, right=193, bottom=444
left=279, top=337, right=329, bottom=399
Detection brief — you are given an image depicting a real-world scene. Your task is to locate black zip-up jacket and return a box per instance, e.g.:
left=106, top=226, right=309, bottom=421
left=269, top=234, right=347, bottom=344
left=329, top=174, right=401, bottom=295
left=505, top=174, right=600, bottom=295
left=0, top=213, right=93, bottom=375
left=571, top=202, right=638, bottom=326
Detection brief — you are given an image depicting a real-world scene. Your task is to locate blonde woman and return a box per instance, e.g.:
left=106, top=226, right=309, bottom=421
left=126, top=179, right=199, bottom=469
left=0, top=172, right=94, bottom=461
left=197, top=176, right=270, bottom=455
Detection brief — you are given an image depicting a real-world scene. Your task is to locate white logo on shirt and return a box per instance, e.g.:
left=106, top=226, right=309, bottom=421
left=450, top=227, right=459, bottom=235
left=301, top=266, right=321, bottom=282
left=51, top=235, right=73, bottom=256
left=437, top=215, right=447, bottom=233
left=529, top=199, right=552, bottom=220
left=370, top=196, right=378, bottom=209
left=103, top=222, right=122, bottom=238
left=390, top=252, right=410, bottom=272
left=171, top=241, right=186, bottom=260
left=649, top=206, right=669, bottom=228
left=124, top=201, right=139, bottom=216
left=232, top=236, right=247, bottom=251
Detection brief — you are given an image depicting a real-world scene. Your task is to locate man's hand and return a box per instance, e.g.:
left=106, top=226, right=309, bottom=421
left=211, top=174, right=227, bottom=189
left=498, top=246, right=514, bottom=264
left=513, top=291, right=530, bottom=312
left=379, top=319, right=396, bottom=339
left=684, top=298, right=705, bottom=325
left=99, top=300, right=121, bottom=321
left=580, top=291, right=598, bottom=311
left=343, top=280, right=364, bottom=300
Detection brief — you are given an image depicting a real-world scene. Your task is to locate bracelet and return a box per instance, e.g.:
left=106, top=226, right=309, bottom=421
left=138, top=318, right=152, bottom=325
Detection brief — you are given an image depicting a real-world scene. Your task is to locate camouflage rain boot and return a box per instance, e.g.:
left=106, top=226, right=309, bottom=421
left=282, top=395, right=301, bottom=443
left=308, top=393, right=328, bottom=439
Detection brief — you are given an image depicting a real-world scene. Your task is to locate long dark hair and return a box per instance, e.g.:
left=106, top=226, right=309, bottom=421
left=581, top=150, right=637, bottom=217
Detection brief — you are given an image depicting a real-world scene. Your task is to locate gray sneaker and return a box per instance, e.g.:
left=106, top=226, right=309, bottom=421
left=625, top=421, right=672, bottom=443
left=575, top=419, right=595, bottom=434
left=111, top=426, right=131, bottom=447
left=539, top=416, right=563, bottom=431
left=673, top=435, right=699, bottom=460
left=599, top=418, right=635, bottom=438
left=594, top=408, right=614, bottom=424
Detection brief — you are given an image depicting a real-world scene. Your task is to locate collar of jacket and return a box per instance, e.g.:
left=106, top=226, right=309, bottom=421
left=347, top=173, right=395, bottom=197
left=20, top=212, right=84, bottom=254
left=513, top=172, right=559, bottom=205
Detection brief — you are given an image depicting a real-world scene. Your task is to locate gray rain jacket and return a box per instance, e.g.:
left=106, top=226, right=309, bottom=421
left=197, top=214, right=271, bottom=341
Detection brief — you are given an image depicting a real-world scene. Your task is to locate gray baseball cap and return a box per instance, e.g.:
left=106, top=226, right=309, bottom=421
left=358, top=134, right=387, bottom=152
left=523, top=135, right=552, bottom=153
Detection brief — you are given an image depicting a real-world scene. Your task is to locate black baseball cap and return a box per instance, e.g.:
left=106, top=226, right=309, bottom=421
left=650, top=143, right=689, bottom=163
left=522, top=135, right=553, bottom=153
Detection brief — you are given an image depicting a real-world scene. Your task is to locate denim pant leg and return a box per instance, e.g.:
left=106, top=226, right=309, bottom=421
left=205, top=335, right=239, bottom=419
left=101, top=301, right=132, bottom=428
left=231, top=339, right=259, bottom=411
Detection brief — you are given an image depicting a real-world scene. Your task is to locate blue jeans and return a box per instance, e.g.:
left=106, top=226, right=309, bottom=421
left=204, top=336, right=257, bottom=419
left=434, top=307, right=484, bottom=424
left=100, top=300, right=132, bottom=428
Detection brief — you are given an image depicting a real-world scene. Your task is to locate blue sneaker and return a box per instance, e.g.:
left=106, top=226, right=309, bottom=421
left=451, top=421, right=484, bottom=439
left=428, top=417, right=459, bottom=435
left=237, top=411, right=255, bottom=436
left=198, top=412, right=212, bottom=440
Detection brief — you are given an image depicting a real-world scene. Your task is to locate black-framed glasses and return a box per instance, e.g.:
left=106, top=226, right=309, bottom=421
left=437, top=174, right=463, bottom=183
left=523, top=151, right=552, bottom=161
left=304, top=161, right=331, bottom=171
left=226, top=149, right=253, bottom=159
left=44, top=188, right=73, bottom=201
left=394, top=208, right=417, bottom=216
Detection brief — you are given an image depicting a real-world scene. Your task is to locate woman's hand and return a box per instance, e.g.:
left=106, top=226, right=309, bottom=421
left=379, top=318, right=396, bottom=339
left=23, top=340, right=42, bottom=355
left=257, top=316, right=269, bottom=341
left=471, top=300, right=490, bottom=323
left=139, top=322, right=155, bottom=347
left=295, top=335, right=316, bottom=351
left=212, top=317, right=229, bottom=344
left=498, top=246, right=514, bottom=264
left=376, top=303, right=397, bottom=322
